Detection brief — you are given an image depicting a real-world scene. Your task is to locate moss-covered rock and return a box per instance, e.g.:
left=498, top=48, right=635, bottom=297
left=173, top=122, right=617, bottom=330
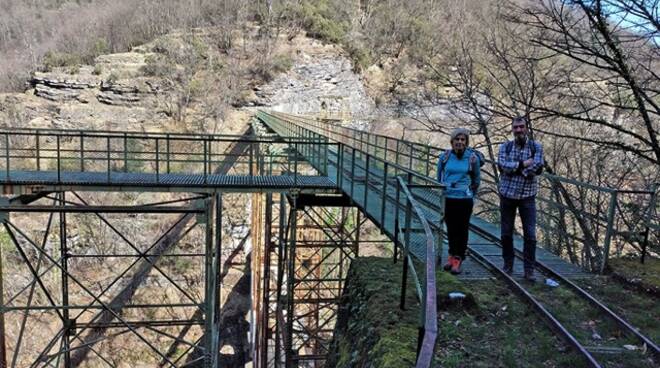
left=325, top=257, right=421, bottom=367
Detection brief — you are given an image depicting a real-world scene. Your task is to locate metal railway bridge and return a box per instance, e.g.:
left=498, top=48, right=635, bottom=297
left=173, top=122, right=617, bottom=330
left=0, top=110, right=656, bottom=367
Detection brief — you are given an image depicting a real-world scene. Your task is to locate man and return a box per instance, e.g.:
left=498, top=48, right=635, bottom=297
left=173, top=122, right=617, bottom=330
left=497, top=116, right=544, bottom=281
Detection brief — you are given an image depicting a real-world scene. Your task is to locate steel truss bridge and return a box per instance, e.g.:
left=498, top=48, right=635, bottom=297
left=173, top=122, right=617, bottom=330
left=0, top=110, right=656, bottom=367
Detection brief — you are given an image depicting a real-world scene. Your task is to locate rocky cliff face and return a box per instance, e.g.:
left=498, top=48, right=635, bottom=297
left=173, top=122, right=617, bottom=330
left=245, top=38, right=376, bottom=126
left=0, top=51, right=172, bottom=132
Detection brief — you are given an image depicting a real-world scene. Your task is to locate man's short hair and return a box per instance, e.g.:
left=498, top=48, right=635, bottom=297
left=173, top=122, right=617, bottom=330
left=512, top=116, right=528, bottom=126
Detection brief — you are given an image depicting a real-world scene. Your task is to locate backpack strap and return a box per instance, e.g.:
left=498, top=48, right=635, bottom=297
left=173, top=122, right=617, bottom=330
left=438, top=150, right=451, bottom=182
left=505, top=140, right=515, bottom=156
left=467, top=149, right=480, bottom=190
left=506, top=139, right=535, bottom=158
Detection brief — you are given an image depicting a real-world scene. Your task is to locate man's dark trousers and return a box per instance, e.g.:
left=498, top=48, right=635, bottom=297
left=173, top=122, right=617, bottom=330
left=500, top=195, right=536, bottom=271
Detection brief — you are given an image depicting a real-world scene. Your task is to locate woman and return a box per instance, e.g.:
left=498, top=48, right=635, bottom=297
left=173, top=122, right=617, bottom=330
left=436, top=128, right=481, bottom=274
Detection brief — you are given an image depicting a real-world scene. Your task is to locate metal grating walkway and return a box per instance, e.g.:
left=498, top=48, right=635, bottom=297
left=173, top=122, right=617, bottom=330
left=0, top=171, right=338, bottom=193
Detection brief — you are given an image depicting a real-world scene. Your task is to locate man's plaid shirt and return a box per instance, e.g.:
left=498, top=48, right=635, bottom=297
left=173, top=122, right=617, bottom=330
left=497, top=138, right=544, bottom=199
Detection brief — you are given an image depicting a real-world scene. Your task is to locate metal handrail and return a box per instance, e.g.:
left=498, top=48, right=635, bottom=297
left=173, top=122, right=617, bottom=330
left=0, top=126, right=325, bottom=143
left=397, top=176, right=438, bottom=368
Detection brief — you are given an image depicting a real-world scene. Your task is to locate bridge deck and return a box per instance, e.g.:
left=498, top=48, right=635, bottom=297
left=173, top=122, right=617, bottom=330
left=0, top=170, right=338, bottom=193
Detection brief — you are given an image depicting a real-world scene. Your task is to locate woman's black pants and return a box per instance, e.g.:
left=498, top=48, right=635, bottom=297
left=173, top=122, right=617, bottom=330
left=444, top=198, right=474, bottom=260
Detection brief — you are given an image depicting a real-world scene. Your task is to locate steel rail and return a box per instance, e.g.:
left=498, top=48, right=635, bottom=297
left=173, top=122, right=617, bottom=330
left=466, top=245, right=602, bottom=368
left=468, top=223, right=660, bottom=359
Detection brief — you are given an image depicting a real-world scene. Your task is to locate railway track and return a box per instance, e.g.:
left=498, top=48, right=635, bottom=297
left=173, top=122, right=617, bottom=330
left=466, top=223, right=659, bottom=368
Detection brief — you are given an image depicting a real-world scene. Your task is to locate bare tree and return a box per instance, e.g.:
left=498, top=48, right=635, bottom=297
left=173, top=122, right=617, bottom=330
left=511, top=0, right=660, bottom=167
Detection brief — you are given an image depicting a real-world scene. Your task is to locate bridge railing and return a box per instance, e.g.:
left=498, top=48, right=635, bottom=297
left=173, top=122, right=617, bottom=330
left=0, top=129, right=338, bottom=186
left=396, top=175, right=440, bottom=368
left=258, top=110, right=445, bottom=367
left=266, top=111, right=659, bottom=273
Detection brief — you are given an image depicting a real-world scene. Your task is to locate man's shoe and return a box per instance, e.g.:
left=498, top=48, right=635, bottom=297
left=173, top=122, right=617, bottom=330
left=443, top=256, right=455, bottom=271
left=503, top=261, right=513, bottom=275
left=450, top=257, right=462, bottom=275
left=524, top=269, right=536, bottom=282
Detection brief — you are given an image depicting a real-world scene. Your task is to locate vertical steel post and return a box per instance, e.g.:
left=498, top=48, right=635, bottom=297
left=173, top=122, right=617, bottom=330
left=123, top=133, right=128, bottom=173
left=394, top=176, right=401, bottom=264
left=350, top=148, right=356, bottom=198
left=204, top=139, right=208, bottom=184
left=293, top=143, right=298, bottom=186
left=3, top=134, right=8, bottom=182
left=640, top=184, right=657, bottom=264
left=56, top=135, right=61, bottom=182
left=155, top=138, right=160, bottom=183
left=250, top=142, right=254, bottom=177
left=336, top=144, right=343, bottom=189
left=355, top=210, right=362, bottom=256
left=400, top=176, right=413, bottom=310
left=106, top=136, right=111, bottom=183
left=384, top=137, right=389, bottom=162
left=275, top=195, right=287, bottom=367
left=600, top=190, right=618, bottom=274
left=79, top=131, right=84, bottom=172
left=213, top=193, right=222, bottom=367
left=395, top=140, right=400, bottom=167
left=166, top=134, right=171, bottom=174
left=381, top=163, right=388, bottom=226
left=36, top=132, right=40, bottom=171
left=323, top=138, right=329, bottom=176
left=59, top=192, right=71, bottom=367
left=0, top=213, right=6, bottom=368
left=285, top=196, right=298, bottom=367
left=364, top=155, right=370, bottom=208
left=209, top=138, right=214, bottom=176
left=261, top=193, right=273, bottom=366
left=203, top=197, right=218, bottom=368
left=425, top=146, right=430, bottom=177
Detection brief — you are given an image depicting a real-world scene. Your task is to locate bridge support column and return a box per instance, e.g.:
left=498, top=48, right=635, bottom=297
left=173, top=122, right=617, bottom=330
left=285, top=195, right=298, bottom=368
left=274, top=202, right=364, bottom=367
left=204, top=195, right=222, bottom=368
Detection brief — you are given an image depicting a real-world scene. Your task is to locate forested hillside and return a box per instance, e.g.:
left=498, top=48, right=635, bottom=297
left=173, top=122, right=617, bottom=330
left=1, top=0, right=658, bottom=258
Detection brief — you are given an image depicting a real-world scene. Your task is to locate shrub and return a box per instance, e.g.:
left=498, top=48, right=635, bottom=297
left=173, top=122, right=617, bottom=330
left=271, top=54, right=293, bottom=74
left=287, top=0, right=351, bottom=44
left=140, top=54, right=177, bottom=77
left=92, top=38, right=110, bottom=56
left=42, top=51, right=83, bottom=72
left=346, top=44, right=372, bottom=73
left=106, top=72, right=119, bottom=84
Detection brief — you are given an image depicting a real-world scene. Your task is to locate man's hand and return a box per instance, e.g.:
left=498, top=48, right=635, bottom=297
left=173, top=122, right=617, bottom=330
left=523, top=158, right=534, bottom=167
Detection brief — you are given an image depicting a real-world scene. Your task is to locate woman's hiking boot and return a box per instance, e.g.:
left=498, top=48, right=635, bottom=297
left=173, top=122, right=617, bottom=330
left=443, top=256, right=455, bottom=271
left=450, top=257, right=462, bottom=275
